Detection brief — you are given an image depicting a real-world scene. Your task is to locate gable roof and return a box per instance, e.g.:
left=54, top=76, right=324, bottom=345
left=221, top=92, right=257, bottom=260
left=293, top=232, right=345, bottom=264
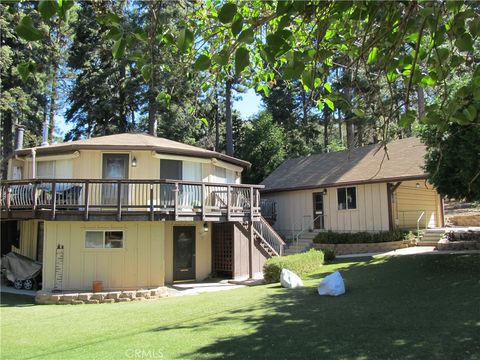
left=261, top=137, right=427, bottom=193
left=15, top=133, right=250, bottom=169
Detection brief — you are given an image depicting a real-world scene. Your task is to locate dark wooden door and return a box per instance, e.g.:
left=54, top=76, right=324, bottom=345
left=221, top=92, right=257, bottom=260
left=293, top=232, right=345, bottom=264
left=173, top=226, right=196, bottom=281
left=313, top=192, right=324, bottom=229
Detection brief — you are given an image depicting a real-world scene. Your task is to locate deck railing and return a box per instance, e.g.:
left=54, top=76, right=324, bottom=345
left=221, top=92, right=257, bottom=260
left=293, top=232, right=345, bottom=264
left=0, top=179, right=262, bottom=221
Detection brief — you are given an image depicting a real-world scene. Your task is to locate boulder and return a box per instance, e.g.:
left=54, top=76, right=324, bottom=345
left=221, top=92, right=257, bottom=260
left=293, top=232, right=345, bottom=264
left=280, top=268, right=303, bottom=289
left=318, top=271, right=345, bottom=296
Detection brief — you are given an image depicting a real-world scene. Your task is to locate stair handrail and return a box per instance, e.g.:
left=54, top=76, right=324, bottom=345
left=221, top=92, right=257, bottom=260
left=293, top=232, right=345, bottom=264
left=416, top=210, right=426, bottom=238
left=294, top=214, right=324, bottom=246
left=253, top=216, right=285, bottom=256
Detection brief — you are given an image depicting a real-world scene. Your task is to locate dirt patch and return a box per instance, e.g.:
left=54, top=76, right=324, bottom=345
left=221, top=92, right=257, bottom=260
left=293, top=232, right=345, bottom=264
left=444, top=200, right=480, bottom=227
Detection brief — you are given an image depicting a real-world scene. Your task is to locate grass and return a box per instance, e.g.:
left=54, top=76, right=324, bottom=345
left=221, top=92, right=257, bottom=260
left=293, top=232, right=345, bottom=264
left=1, top=254, right=479, bottom=360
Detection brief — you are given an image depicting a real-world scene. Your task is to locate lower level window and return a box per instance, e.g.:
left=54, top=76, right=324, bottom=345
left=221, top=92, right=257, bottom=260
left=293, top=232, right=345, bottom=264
left=337, top=187, right=357, bottom=210
left=85, top=231, right=124, bottom=248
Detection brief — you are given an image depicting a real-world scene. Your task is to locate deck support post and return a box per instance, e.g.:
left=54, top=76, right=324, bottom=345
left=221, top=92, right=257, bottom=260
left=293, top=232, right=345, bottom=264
left=248, top=221, right=253, bottom=279
left=116, top=181, right=122, bottom=221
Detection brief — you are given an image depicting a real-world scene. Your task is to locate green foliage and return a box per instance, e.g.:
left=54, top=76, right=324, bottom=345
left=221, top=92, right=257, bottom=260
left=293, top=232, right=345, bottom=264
left=236, top=112, right=286, bottom=183
left=313, top=230, right=407, bottom=244
left=263, top=249, right=325, bottom=283
left=320, top=248, right=336, bottom=263
left=15, top=16, right=43, bottom=41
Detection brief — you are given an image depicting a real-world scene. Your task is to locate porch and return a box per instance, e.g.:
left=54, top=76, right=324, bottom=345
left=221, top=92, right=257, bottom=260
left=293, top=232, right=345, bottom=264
left=0, top=179, right=262, bottom=223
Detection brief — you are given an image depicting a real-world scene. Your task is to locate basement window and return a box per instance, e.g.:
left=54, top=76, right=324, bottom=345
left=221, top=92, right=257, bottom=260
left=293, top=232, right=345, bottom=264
left=337, top=187, right=357, bottom=210
left=85, top=231, right=124, bottom=249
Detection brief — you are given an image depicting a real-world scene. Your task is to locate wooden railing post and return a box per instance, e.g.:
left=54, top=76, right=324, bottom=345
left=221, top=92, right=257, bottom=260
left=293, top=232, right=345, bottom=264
left=227, top=185, right=231, bottom=221
left=149, top=184, right=154, bottom=221
left=201, top=183, right=206, bottom=221
left=116, top=181, right=122, bottom=221
left=84, top=181, right=90, bottom=221
left=6, top=186, right=11, bottom=217
left=51, top=180, right=57, bottom=220
left=32, top=181, right=38, bottom=217
left=250, top=186, right=254, bottom=222
left=174, top=182, right=179, bottom=221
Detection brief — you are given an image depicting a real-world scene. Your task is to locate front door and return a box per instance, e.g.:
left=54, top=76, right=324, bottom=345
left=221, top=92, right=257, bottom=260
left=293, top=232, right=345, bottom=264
left=313, top=192, right=324, bottom=229
left=173, top=226, right=196, bottom=281
left=102, top=154, right=129, bottom=205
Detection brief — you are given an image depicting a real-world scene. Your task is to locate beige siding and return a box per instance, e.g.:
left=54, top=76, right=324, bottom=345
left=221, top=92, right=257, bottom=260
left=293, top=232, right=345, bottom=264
left=263, top=183, right=390, bottom=237
left=11, top=220, right=39, bottom=259
left=15, top=149, right=242, bottom=182
left=394, top=180, right=442, bottom=229
left=164, top=221, right=212, bottom=283
left=42, top=221, right=165, bottom=291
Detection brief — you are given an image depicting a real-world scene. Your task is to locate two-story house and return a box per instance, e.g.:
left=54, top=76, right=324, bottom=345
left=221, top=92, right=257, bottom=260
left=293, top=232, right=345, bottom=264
left=1, top=132, right=284, bottom=292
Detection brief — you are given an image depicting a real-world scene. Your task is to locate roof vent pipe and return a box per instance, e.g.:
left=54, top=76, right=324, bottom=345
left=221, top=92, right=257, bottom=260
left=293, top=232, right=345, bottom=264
left=14, top=126, right=25, bottom=151
left=41, top=119, right=49, bottom=146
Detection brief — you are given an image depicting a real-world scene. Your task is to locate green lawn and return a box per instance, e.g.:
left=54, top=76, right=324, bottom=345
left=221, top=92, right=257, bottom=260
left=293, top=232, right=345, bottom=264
left=1, top=254, right=479, bottom=360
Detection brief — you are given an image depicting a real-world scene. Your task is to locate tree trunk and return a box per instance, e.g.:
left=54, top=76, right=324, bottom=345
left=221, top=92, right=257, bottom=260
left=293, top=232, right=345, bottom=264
left=147, top=2, right=159, bottom=136
left=324, top=109, right=330, bottom=151
left=1, top=111, right=13, bottom=179
left=225, top=78, right=233, bottom=156
left=119, top=64, right=127, bottom=132
left=48, top=61, right=58, bottom=143
left=417, top=86, right=425, bottom=119
left=345, top=70, right=355, bottom=149
left=215, top=91, right=220, bottom=152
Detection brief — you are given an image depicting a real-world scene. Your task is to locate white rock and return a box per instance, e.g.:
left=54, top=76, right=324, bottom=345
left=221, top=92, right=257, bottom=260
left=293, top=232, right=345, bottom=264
left=280, top=268, right=304, bottom=289
left=318, top=271, right=345, bottom=296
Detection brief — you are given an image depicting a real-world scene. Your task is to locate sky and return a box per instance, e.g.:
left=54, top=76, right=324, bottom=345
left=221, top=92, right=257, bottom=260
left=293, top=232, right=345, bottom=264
left=57, top=89, right=263, bottom=139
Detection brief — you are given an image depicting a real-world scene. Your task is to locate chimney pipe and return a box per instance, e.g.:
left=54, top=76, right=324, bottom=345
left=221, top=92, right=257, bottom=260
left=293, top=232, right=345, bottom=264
left=41, top=119, right=49, bottom=146
left=14, top=126, right=25, bottom=151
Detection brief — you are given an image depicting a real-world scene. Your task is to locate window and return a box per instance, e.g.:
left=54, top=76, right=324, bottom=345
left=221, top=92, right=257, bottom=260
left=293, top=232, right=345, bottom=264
left=37, top=161, right=55, bottom=178
left=183, top=161, right=202, bottom=181
left=36, top=160, right=73, bottom=179
left=337, top=187, right=357, bottom=210
left=160, top=159, right=182, bottom=180
left=85, top=231, right=124, bottom=249
left=213, top=166, right=227, bottom=183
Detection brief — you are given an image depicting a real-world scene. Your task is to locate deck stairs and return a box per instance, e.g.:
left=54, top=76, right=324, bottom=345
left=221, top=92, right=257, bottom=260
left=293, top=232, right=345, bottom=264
left=283, top=229, right=322, bottom=256
left=417, top=228, right=446, bottom=246
left=240, top=216, right=285, bottom=257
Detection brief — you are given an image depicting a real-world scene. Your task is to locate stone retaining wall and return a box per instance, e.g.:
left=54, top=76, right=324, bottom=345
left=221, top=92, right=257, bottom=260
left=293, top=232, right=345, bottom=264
left=437, top=240, right=480, bottom=251
left=35, top=287, right=169, bottom=305
left=313, top=240, right=414, bottom=255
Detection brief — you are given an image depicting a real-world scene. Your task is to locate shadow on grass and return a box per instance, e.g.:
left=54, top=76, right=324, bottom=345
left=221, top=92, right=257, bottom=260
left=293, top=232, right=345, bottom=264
left=154, top=254, right=480, bottom=359
left=0, top=293, right=36, bottom=307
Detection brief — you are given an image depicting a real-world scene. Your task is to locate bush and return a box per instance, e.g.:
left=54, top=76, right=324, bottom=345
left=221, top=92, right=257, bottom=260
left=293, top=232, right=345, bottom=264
left=313, top=230, right=406, bottom=244
left=321, top=248, right=336, bottom=262
left=263, top=249, right=324, bottom=283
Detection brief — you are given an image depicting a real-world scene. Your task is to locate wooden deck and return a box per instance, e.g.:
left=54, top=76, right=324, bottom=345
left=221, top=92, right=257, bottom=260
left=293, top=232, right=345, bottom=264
left=0, top=179, right=263, bottom=222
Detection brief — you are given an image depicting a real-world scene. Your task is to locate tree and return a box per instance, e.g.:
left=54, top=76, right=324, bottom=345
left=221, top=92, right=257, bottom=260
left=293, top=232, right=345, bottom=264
left=236, top=112, right=286, bottom=183
left=0, top=3, right=48, bottom=177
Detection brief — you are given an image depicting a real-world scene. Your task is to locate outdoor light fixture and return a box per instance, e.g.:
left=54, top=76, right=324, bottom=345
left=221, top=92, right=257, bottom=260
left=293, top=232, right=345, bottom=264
left=203, top=222, right=209, bottom=232
left=416, top=183, right=420, bottom=188
left=132, top=157, right=137, bottom=167
left=323, top=189, right=327, bottom=195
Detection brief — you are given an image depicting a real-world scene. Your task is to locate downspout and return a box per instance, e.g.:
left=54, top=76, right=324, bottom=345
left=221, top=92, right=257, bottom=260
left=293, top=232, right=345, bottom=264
left=31, top=148, right=36, bottom=179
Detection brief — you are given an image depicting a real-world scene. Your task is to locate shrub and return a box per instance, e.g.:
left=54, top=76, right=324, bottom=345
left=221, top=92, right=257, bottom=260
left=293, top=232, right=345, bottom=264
left=263, top=249, right=324, bottom=283
left=321, top=248, right=336, bottom=262
left=313, top=230, right=406, bottom=244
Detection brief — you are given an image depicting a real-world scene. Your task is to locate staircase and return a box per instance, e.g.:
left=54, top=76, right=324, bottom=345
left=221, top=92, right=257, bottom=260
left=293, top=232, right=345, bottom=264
left=252, top=216, right=286, bottom=257
left=417, top=228, right=446, bottom=246
left=283, top=229, right=322, bottom=256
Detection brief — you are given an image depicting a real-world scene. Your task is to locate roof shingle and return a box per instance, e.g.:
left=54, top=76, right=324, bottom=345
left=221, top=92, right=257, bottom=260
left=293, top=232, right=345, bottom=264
left=261, top=137, right=427, bottom=192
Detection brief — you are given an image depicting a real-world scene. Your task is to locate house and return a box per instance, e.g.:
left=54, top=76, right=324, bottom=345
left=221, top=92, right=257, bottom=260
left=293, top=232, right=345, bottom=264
left=1, top=132, right=284, bottom=292
left=261, top=137, right=444, bottom=239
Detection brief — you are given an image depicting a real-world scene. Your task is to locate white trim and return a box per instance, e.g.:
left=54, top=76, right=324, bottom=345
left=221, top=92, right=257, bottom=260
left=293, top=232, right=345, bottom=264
left=151, top=151, right=211, bottom=164
left=24, top=151, right=80, bottom=162
left=151, top=151, right=244, bottom=172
